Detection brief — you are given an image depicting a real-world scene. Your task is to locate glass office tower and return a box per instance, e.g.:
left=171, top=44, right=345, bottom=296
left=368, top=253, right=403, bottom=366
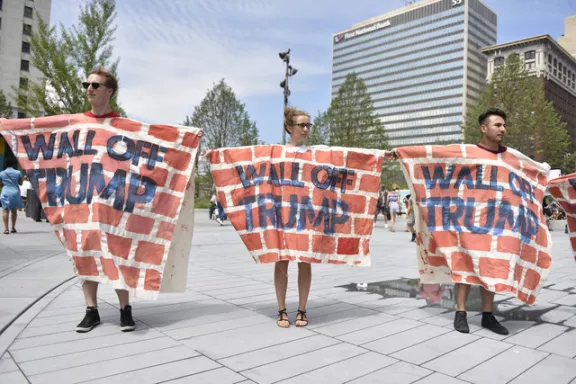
left=331, top=0, right=497, bottom=147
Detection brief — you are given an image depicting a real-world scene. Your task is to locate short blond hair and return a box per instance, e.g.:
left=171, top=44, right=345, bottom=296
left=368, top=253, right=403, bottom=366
left=284, top=107, right=309, bottom=134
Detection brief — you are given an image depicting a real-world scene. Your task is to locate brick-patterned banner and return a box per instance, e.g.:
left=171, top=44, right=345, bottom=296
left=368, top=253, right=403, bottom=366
left=0, top=114, right=202, bottom=300
left=207, top=145, right=385, bottom=265
left=397, top=144, right=551, bottom=304
left=548, top=174, right=576, bottom=260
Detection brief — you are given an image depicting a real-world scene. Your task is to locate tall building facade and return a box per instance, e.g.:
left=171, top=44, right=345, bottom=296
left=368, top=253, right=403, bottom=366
left=331, top=0, right=497, bottom=147
left=482, top=35, right=576, bottom=147
left=0, top=0, right=51, bottom=168
left=559, top=16, right=576, bottom=59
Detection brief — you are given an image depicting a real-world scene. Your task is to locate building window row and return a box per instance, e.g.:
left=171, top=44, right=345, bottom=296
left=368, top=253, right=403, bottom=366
left=24, top=6, right=33, bottom=18
left=23, top=23, right=32, bottom=35
left=21, top=60, right=30, bottom=71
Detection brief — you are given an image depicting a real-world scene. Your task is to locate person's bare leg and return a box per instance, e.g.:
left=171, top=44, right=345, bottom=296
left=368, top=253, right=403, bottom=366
left=2, top=210, right=8, bottom=233
left=116, top=289, right=129, bottom=309
left=275, top=261, right=289, bottom=327
left=480, top=287, right=495, bottom=312
left=10, top=209, right=17, bottom=231
left=390, top=213, right=396, bottom=231
left=83, top=281, right=98, bottom=307
left=455, top=283, right=470, bottom=311
left=296, top=263, right=311, bottom=326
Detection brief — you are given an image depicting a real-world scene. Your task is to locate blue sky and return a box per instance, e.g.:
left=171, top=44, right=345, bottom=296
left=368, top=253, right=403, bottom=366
left=51, top=0, right=576, bottom=144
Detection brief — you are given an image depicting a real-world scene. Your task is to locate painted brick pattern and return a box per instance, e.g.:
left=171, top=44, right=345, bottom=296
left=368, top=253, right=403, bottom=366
left=548, top=174, right=576, bottom=262
left=208, top=145, right=385, bottom=265
left=398, top=144, right=551, bottom=304
left=0, top=114, right=202, bottom=299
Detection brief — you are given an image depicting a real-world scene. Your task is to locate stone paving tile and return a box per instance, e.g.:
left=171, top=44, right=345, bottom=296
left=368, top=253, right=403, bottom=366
left=312, top=312, right=398, bottom=337
left=553, top=295, right=576, bottom=306
left=473, top=320, right=536, bottom=341
left=26, top=345, right=199, bottom=384
left=277, top=352, right=397, bottom=384
left=414, top=372, right=469, bottom=384
left=241, top=342, right=366, bottom=384
left=348, top=361, right=432, bottom=384
left=337, top=318, right=422, bottom=345
left=84, top=355, right=222, bottom=383
left=164, top=313, right=271, bottom=340
left=165, top=367, right=247, bottom=383
left=0, top=354, right=18, bottom=374
left=181, top=322, right=315, bottom=360
left=510, top=354, right=576, bottom=384
left=423, top=338, right=512, bottom=377
left=391, top=331, right=480, bottom=365
left=458, top=345, right=548, bottom=384
left=0, top=370, right=28, bottom=384
left=308, top=307, right=381, bottom=329
left=362, top=324, right=451, bottom=355
left=505, top=323, right=569, bottom=348
left=538, top=329, right=576, bottom=358
left=541, top=306, right=576, bottom=323
left=11, top=327, right=164, bottom=362
left=397, top=307, right=449, bottom=320
left=218, top=334, right=339, bottom=372
left=18, top=336, right=180, bottom=376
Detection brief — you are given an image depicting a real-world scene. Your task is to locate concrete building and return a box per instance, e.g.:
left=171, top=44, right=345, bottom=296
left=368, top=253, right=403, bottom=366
left=331, top=0, right=497, bottom=147
left=0, top=0, right=51, bottom=168
left=482, top=35, right=576, bottom=148
left=559, top=16, right=576, bottom=59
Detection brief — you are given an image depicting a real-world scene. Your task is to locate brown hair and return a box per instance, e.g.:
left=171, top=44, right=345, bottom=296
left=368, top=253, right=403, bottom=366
left=89, top=67, right=118, bottom=96
left=284, top=107, right=309, bottom=134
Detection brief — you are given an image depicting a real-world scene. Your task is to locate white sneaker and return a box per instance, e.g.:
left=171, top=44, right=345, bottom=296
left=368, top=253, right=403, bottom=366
left=216, top=218, right=224, bottom=226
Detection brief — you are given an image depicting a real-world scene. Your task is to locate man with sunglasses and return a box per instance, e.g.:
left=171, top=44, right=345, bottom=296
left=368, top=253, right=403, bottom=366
left=76, top=67, right=136, bottom=333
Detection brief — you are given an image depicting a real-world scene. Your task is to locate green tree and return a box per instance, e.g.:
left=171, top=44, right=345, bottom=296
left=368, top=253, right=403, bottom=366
left=14, top=0, right=124, bottom=117
left=184, top=79, right=260, bottom=149
left=0, top=90, right=13, bottom=118
left=328, top=73, right=388, bottom=149
left=307, top=110, right=330, bottom=145
left=464, top=54, right=571, bottom=169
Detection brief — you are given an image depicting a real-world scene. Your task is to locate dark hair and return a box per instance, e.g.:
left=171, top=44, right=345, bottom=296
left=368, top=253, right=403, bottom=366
left=479, top=108, right=507, bottom=125
left=284, top=107, right=309, bottom=134
left=4, top=159, right=18, bottom=168
left=89, top=67, right=119, bottom=96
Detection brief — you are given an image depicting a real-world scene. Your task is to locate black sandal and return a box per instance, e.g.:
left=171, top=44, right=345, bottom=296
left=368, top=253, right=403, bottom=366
left=295, top=309, right=308, bottom=327
left=3, top=231, right=8, bottom=235
left=10, top=229, right=16, bottom=233
left=277, top=308, right=290, bottom=328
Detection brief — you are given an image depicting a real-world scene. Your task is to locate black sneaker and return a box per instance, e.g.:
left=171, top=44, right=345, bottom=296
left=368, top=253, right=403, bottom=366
left=481, top=312, right=509, bottom=335
left=76, top=306, right=101, bottom=333
left=454, top=311, right=470, bottom=333
left=411, top=233, right=416, bottom=242
left=120, top=305, right=136, bottom=332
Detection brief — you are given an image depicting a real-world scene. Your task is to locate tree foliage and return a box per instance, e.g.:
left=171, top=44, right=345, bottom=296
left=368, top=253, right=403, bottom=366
left=463, top=54, right=571, bottom=170
left=328, top=73, right=388, bottom=149
left=309, top=73, right=388, bottom=149
left=184, top=79, right=260, bottom=149
left=0, top=90, right=13, bottom=118
left=14, top=0, right=124, bottom=117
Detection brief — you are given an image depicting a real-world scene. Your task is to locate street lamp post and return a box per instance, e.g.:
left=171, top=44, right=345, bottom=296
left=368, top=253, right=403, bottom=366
left=279, top=49, right=298, bottom=145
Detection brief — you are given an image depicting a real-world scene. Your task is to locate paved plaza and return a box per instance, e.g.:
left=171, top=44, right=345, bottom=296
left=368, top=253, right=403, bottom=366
left=1, top=211, right=576, bottom=383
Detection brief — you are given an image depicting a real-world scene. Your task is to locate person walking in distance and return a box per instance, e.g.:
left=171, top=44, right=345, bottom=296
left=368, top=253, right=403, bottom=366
left=75, top=67, right=136, bottom=333
left=387, top=185, right=401, bottom=232
left=375, top=186, right=389, bottom=228
left=453, top=108, right=510, bottom=335
left=0, top=159, right=26, bottom=234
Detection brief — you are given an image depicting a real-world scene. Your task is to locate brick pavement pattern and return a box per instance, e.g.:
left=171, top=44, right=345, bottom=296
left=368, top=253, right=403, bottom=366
left=208, top=145, right=385, bottom=265
left=397, top=144, right=551, bottom=304
left=0, top=114, right=202, bottom=299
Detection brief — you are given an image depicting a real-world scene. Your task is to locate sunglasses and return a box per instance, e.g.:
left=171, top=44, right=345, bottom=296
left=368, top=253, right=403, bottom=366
left=82, top=82, right=105, bottom=90
left=294, top=123, right=312, bottom=128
